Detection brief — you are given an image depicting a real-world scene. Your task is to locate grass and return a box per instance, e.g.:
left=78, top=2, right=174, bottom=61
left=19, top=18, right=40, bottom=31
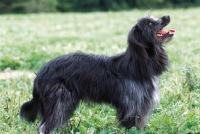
left=0, top=8, right=200, bottom=133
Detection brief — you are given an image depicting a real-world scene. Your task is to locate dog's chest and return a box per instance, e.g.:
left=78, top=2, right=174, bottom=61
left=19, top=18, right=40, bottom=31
left=125, top=78, right=160, bottom=105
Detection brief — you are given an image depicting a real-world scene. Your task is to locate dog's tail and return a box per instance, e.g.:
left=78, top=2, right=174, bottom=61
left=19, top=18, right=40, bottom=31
left=20, top=86, right=41, bottom=122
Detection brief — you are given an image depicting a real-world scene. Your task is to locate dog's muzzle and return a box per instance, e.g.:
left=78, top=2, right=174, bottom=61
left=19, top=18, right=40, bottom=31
left=156, top=15, right=175, bottom=38
left=160, top=15, right=170, bottom=27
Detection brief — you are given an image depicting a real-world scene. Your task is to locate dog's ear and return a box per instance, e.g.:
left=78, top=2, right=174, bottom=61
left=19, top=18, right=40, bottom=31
left=128, top=25, right=147, bottom=48
left=127, top=25, right=148, bottom=59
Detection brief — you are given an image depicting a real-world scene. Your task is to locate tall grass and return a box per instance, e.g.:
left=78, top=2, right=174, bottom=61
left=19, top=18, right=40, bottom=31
left=0, top=8, right=200, bottom=133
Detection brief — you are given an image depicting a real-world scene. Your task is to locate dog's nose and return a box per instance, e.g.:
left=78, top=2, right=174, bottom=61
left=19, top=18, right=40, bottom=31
left=164, top=15, right=170, bottom=19
left=161, top=15, right=170, bottom=21
left=160, top=15, right=170, bottom=25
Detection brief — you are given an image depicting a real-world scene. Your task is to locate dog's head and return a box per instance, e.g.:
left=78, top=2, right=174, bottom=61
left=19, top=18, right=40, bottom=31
left=128, top=15, right=175, bottom=48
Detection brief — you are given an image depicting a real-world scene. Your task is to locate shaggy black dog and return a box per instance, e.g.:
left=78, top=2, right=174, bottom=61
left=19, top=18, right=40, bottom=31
left=20, top=15, right=175, bottom=134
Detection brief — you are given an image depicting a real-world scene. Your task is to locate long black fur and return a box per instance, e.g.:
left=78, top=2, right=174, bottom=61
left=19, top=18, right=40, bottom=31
left=20, top=15, right=174, bottom=134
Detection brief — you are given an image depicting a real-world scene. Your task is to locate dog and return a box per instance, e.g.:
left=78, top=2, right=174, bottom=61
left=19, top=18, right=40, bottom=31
left=20, top=15, right=175, bottom=134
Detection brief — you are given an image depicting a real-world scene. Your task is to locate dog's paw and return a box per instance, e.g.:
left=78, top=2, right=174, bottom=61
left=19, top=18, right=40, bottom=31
left=37, top=122, right=46, bottom=134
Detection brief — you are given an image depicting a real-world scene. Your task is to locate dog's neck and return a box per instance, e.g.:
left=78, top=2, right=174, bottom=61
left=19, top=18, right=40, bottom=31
left=110, top=43, right=168, bottom=79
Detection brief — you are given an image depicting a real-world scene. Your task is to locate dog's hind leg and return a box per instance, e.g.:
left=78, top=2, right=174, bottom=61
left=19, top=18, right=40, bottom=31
left=37, top=83, right=79, bottom=134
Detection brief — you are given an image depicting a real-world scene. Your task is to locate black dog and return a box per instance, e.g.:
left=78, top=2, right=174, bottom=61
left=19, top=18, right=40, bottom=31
left=20, top=15, right=175, bottom=134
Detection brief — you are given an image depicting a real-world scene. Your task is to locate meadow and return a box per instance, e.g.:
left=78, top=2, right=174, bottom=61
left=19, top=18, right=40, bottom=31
left=0, top=8, right=200, bottom=134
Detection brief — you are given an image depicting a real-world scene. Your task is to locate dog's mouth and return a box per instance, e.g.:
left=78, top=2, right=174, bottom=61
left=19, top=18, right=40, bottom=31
left=156, top=15, right=175, bottom=37
left=156, top=29, right=175, bottom=37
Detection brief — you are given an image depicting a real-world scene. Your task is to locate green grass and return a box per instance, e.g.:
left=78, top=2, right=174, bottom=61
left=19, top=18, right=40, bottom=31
left=0, top=8, right=200, bottom=133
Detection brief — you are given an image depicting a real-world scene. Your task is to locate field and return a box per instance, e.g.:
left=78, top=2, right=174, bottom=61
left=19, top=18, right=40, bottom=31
left=0, top=8, right=200, bottom=133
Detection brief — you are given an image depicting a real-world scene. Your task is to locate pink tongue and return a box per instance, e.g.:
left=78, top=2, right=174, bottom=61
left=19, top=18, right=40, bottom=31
left=157, top=29, right=175, bottom=35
